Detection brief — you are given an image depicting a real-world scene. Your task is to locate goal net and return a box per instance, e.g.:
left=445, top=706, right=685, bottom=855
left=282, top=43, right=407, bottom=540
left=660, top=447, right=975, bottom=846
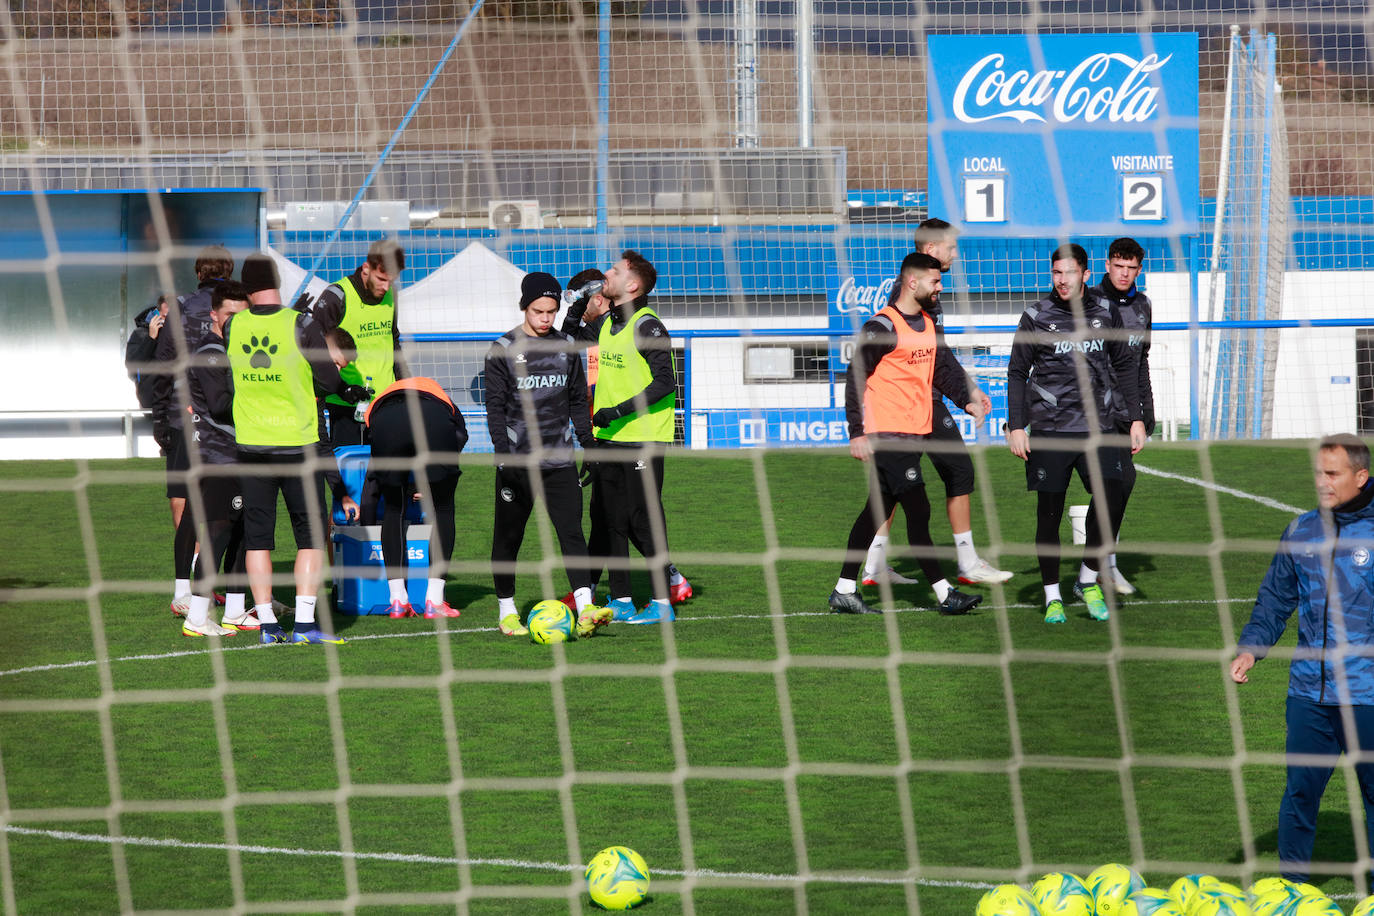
left=1203, top=27, right=1292, bottom=440
left=3, top=2, right=1374, bottom=914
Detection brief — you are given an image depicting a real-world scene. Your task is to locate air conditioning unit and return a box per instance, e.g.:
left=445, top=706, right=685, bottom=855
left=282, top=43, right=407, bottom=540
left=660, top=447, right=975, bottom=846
left=488, top=200, right=542, bottom=230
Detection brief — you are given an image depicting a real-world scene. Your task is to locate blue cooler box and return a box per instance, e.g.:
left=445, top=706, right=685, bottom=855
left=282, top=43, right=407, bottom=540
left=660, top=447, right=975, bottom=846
left=332, top=524, right=432, bottom=615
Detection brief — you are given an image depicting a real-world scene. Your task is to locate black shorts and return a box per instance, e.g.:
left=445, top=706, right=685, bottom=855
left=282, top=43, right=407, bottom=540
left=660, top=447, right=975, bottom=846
left=1024, top=434, right=1125, bottom=493
left=165, top=431, right=190, bottom=499
left=237, top=450, right=328, bottom=551
left=926, top=400, right=975, bottom=498
left=193, top=468, right=243, bottom=522
left=871, top=436, right=927, bottom=499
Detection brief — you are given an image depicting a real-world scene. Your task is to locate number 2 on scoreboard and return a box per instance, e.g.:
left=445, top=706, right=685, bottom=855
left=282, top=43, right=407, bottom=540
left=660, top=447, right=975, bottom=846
left=962, top=177, right=1006, bottom=223
left=1122, top=175, right=1164, bottom=221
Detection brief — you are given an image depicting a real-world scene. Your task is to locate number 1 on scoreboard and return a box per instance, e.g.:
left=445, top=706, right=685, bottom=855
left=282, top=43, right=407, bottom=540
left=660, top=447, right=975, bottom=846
left=962, top=177, right=1006, bottom=223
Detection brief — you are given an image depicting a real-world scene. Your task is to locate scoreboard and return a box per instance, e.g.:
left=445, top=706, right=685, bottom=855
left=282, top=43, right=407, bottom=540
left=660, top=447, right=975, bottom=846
left=926, top=33, right=1199, bottom=237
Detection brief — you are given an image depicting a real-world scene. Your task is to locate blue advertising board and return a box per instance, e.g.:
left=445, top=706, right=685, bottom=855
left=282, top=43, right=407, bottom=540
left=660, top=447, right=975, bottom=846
left=926, top=33, right=1199, bottom=237
left=702, top=365, right=1010, bottom=449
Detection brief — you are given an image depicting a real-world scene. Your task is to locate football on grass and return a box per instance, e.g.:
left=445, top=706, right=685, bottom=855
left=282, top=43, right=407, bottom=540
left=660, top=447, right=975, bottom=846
left=527, top=599, right=576, bottom=645
left=584, top=845, right=649, bottom=910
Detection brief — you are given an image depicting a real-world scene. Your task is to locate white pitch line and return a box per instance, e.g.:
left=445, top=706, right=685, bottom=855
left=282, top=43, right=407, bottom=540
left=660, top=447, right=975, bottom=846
left=0, top=598, right=1253, bottom=680
left=0, top=825, right=991, bottom=890
left=1135, top=463, right=1304, bottom=515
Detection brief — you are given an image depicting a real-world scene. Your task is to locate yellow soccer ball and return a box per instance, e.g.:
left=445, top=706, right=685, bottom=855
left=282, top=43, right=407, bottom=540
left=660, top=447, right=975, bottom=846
left=1169, top=875, right=1220, bottom=912
left=976, top=884, right=1041, bottom=916
left=1248, top=877, right=1298, bottom=902
left=1122, top=887, right=1186, bottom=916
left=527, top=599, right=577, bottom=645
left=1031, top=872, right=1092, bottom=916
left=1250, top=890, right=1301, bottom=916
left=1188, top=891, right=1252, bottom=916
left=1350, top=894, right=1374, bottom=916
left=1285, top=895, right=1342, bottom=916
left=1087, top=864, right=1146, bottom=916
left=583, top=845, right=649, bottom=910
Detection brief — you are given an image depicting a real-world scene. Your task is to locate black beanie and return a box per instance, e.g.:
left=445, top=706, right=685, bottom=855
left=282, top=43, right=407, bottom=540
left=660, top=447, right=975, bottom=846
left=241, top=254, right=279, bottom=295
left=519, top=271, right=562, bottom=310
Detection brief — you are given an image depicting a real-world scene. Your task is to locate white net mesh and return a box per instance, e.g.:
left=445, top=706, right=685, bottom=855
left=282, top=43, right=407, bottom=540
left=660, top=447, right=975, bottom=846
left=5, top=3, right=1374, bottom=914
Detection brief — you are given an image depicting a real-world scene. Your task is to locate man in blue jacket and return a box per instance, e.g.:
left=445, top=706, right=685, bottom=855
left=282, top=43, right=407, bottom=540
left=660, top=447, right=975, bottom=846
left=1232, top=433, right=1374, bottom=882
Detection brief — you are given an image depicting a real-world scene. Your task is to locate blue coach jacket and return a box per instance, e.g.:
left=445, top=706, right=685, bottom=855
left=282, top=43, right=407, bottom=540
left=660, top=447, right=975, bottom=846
left=1239, top=481, right=1374, bottom=705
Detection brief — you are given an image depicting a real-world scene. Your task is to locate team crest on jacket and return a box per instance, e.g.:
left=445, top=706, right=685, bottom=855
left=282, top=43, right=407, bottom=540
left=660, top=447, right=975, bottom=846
left=1355, top=547, right=1371, bottom=567
left=904, top=467, right=918, bottom=481
left=231, top=496, right=243, bottom=511
left=943, top=415, right=955, bottom=429
left=500, top=487, right=514, bottom=503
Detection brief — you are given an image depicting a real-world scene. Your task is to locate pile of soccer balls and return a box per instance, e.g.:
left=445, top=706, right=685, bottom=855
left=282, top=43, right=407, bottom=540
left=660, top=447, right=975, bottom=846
left=526, top=599, right=611, bottom=645
left=585, top=845, right=650, bottom=910
left=976, top=865, right=1374, bottom=915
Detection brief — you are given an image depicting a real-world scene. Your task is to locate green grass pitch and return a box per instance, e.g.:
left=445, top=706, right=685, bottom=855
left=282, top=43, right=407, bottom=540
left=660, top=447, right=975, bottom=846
left=0, top=440, right=1363, bottom=913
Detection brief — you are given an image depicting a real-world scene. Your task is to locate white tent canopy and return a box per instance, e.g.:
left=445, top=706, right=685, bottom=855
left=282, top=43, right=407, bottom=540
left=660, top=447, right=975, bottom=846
left=267, top=247, right=331, bottom=305
left=399, top=241, right=528, bottom=335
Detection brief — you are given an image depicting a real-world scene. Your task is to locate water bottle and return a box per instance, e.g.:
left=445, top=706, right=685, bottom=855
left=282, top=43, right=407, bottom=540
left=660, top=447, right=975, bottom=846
left=354, top=375, right=373, bottom=423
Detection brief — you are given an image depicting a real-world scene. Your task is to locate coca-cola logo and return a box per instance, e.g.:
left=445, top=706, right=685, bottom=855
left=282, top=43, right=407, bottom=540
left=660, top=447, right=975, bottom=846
left=834, top=276, right=894, bottom=315
left=951, top=51, right=1171, bottom=124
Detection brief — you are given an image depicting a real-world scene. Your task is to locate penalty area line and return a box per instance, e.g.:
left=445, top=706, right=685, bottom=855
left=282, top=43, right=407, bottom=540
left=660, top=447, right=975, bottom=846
left=0, top=598, right=1253, bottom=680
left=1, top=824, right=990, bottom=890
left=1135, top=463, right=1304, bottom=515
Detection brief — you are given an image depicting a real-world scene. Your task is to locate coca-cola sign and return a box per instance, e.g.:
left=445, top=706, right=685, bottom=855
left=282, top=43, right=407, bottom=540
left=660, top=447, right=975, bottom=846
left=834, top=276, right=894, bottom=316
left=952, top=51, right=1172, bottom=124
left=925, top=33, right=1199, bottom=236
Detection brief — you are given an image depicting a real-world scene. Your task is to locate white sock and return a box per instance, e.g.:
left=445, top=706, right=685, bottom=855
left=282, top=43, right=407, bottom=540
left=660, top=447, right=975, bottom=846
left=932, top=578, right=951, bottom=602
left=668, top=564, right=685, bottom=586
left=191, top=552, right=200, bottom=575
left=573, top=587, right=593, bottom=612
left=427, top=578, right=446, bottom=605
left=1108, top=553, right=1119, bottom=570
left=388, top=578, right=407, bottom=603
left=862, top=536, right=888, bottom=579
left=614, top=596, right=632, bottom=606
left=187, top=595, right=212, bottom=627
left=498, top=596, right=517, bottom=618
left=295, top=595, right=317, bottom=626
left=953, top=530, right=978, bottom=571
left=174, top=578, right=191, bottom=598
left=1079, top=564, right=1098, bottom=585
left=834, top=577, right=857, bottom=595
left=1044, top=583, right=1062, bottom=604
left=225, top=593, right=246, bottom=616
left=254, top=602, right=277, bottom=624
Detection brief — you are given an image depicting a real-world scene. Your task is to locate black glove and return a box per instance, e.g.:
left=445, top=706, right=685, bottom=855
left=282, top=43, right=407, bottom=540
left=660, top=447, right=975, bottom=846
left=592, top=406, right=620, bottom=429
left=340, top=384, right=371, bottom=404
left=292, top=292, right=315, bottom=313
left=152, top=419, right=174, bottom=453
left=578, top=462, right=596, bottom=489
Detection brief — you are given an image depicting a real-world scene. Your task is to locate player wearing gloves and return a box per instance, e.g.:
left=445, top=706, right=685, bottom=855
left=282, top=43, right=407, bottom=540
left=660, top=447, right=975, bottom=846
left=225, top=254, right=371, bottom=645
left=590, top=252, right=680, bottom=625
left=559, top=267, right=692, bottom=608
left=301, top=239, right=408, bottom=447
left=485, top=272, right=609, bottom=638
